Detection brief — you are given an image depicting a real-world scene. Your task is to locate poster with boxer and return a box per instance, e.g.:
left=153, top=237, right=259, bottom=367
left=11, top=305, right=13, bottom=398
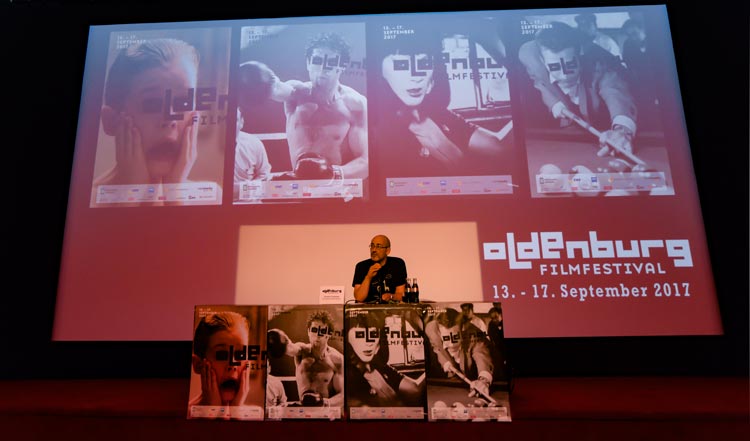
left=423, top=302, right=511, bottom=421
left=234, top=22, right=368, bottom=204
left=187, top=305, right=267, bottom=420
left=344, top=304, right=427, bottom=420
left=265, top=305, right=345, bottom=420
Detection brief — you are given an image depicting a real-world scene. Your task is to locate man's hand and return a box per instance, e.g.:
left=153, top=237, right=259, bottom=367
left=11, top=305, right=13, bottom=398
left=550, top=101, right=571, bottom=120
left=230, top=362, right=251, bottom=406
left=113, top=115, right=150, bottom=184
left=199, top=359, right=222, bottom=405
left=442, top=361, right=456, bottom=378
left=408, top=110, right=463, bottom=165
left=367, top=263, right=382, bottom=280
left=598, top=124, right=634, bottom=157
left=363, top=368, right=397, bottom=401
left=468, top=376, right=491, bottom=400
left=165, top=112, right=198, bottom=183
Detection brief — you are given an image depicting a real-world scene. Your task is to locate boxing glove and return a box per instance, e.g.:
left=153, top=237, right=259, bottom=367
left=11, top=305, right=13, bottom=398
left=294, top=152, right=335, bottom=180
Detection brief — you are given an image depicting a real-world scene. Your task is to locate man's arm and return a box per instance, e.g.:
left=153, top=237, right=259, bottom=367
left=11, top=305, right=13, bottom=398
left=268, top=328, right=305, bottom=357
left=469, top=338, right=494, bottom=381
left=466, top=338, right=494, bottom=399
left=279, top=80, right=309, bottom=116
left=397, top=373, right=425, bottom=400
left=392, top=284, right=405, bottom=302
left=326, top=349, right=345, bottom=407
left=352, top=283, right=370, bottom=302
left=392, top=258, right=408, bottom=302
left=467, top=120, right=513, bottom=155
left=353, top=261, right=381, bottom=302
left=424, top=320, right=455, bottom=375
left=340, top=91, right=368, bottom=179
left=594, top=61, right=638, bottom=154
left=597, top=69, right=637, bottom=134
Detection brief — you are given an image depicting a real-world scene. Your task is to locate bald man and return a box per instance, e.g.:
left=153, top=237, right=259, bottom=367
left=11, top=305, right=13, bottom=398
left=352, top=235, right=407, bottom=303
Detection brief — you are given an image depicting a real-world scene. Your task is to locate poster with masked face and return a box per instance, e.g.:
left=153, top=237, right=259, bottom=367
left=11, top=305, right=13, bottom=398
left=188, top=305, right=267, bottom=420
left=344, top=304, right=427, bottom=420
left=422, top=302, right=511, bottom=421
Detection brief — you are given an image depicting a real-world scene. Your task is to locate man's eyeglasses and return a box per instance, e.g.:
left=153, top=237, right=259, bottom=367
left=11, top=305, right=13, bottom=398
left=369, top=243, right=389, bottom=250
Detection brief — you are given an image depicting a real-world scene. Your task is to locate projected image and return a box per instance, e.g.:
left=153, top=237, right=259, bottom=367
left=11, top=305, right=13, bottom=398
left=515, top=11, right=675, bottom=197
left=234, top=23, right=367, bottom=203
left=90, top=27, right=230, bottom=207
left=56, top=6, right=723, bottom=343
left=370, top=16, right=518, bottom=197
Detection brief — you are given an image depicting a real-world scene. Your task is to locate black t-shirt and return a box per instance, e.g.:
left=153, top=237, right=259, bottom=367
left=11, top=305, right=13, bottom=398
left=352, top=256, right=407, bottom=303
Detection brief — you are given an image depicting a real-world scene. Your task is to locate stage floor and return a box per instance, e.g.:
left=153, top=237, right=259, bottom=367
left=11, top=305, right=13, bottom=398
left=1, top=376, right=747, bottom=440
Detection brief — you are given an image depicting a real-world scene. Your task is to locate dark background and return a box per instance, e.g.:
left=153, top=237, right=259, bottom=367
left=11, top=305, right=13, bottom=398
left=6, top=0, right=748, bottom=379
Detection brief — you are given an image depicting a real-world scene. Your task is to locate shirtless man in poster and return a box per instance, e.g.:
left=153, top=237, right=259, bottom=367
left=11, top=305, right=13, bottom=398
left=267, top=310, right=344, bottom=406
left=258, top=32, right=368, bottom=180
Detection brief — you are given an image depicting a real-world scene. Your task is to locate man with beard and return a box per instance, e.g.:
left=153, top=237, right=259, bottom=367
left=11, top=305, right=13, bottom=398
left=352, top=234, right=407, bottom=303
left=267, top=310, right=344, bottom=407
left=92, top=38, right=217, bottom=206
left=189, top=311, right=260, bottom=416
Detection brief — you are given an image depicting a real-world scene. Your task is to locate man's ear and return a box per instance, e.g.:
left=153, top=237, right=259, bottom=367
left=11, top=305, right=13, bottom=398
left=100, top=105, right=120, bottom=136
left=191, top=354, right=203, bottom=375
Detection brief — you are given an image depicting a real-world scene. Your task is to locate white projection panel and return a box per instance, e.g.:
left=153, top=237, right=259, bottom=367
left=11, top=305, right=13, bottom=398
left=235, top=222, right=484, bottom=304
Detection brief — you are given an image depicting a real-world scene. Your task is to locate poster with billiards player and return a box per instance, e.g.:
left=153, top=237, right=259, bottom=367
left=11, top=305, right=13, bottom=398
left=344, top=304, right=427, bottom=420
left=265, top=305, right=345, bottom=420
left=514, top=10, right=675, bottom=198
left=90, top=27, right=230, bottom=207
left=423, top=302, right=511, bottom=422
left=188, top=305, right=267, bottom=420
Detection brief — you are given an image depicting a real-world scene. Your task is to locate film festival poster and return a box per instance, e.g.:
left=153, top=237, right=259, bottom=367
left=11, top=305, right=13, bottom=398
left=265, top=305, right=345, bottom=420
left=422, top=302, right=511, bottom=421
left=368, top=14, right=521, bottom=197
left=344, top=304, right=427, bottom=420
left=91, top=26, right=230, bottom=207
left=235, top=22, right=368, bottom=204
left=188, top=305, right=268, bottom=420
left=514, top=10, right=675, bottom=198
